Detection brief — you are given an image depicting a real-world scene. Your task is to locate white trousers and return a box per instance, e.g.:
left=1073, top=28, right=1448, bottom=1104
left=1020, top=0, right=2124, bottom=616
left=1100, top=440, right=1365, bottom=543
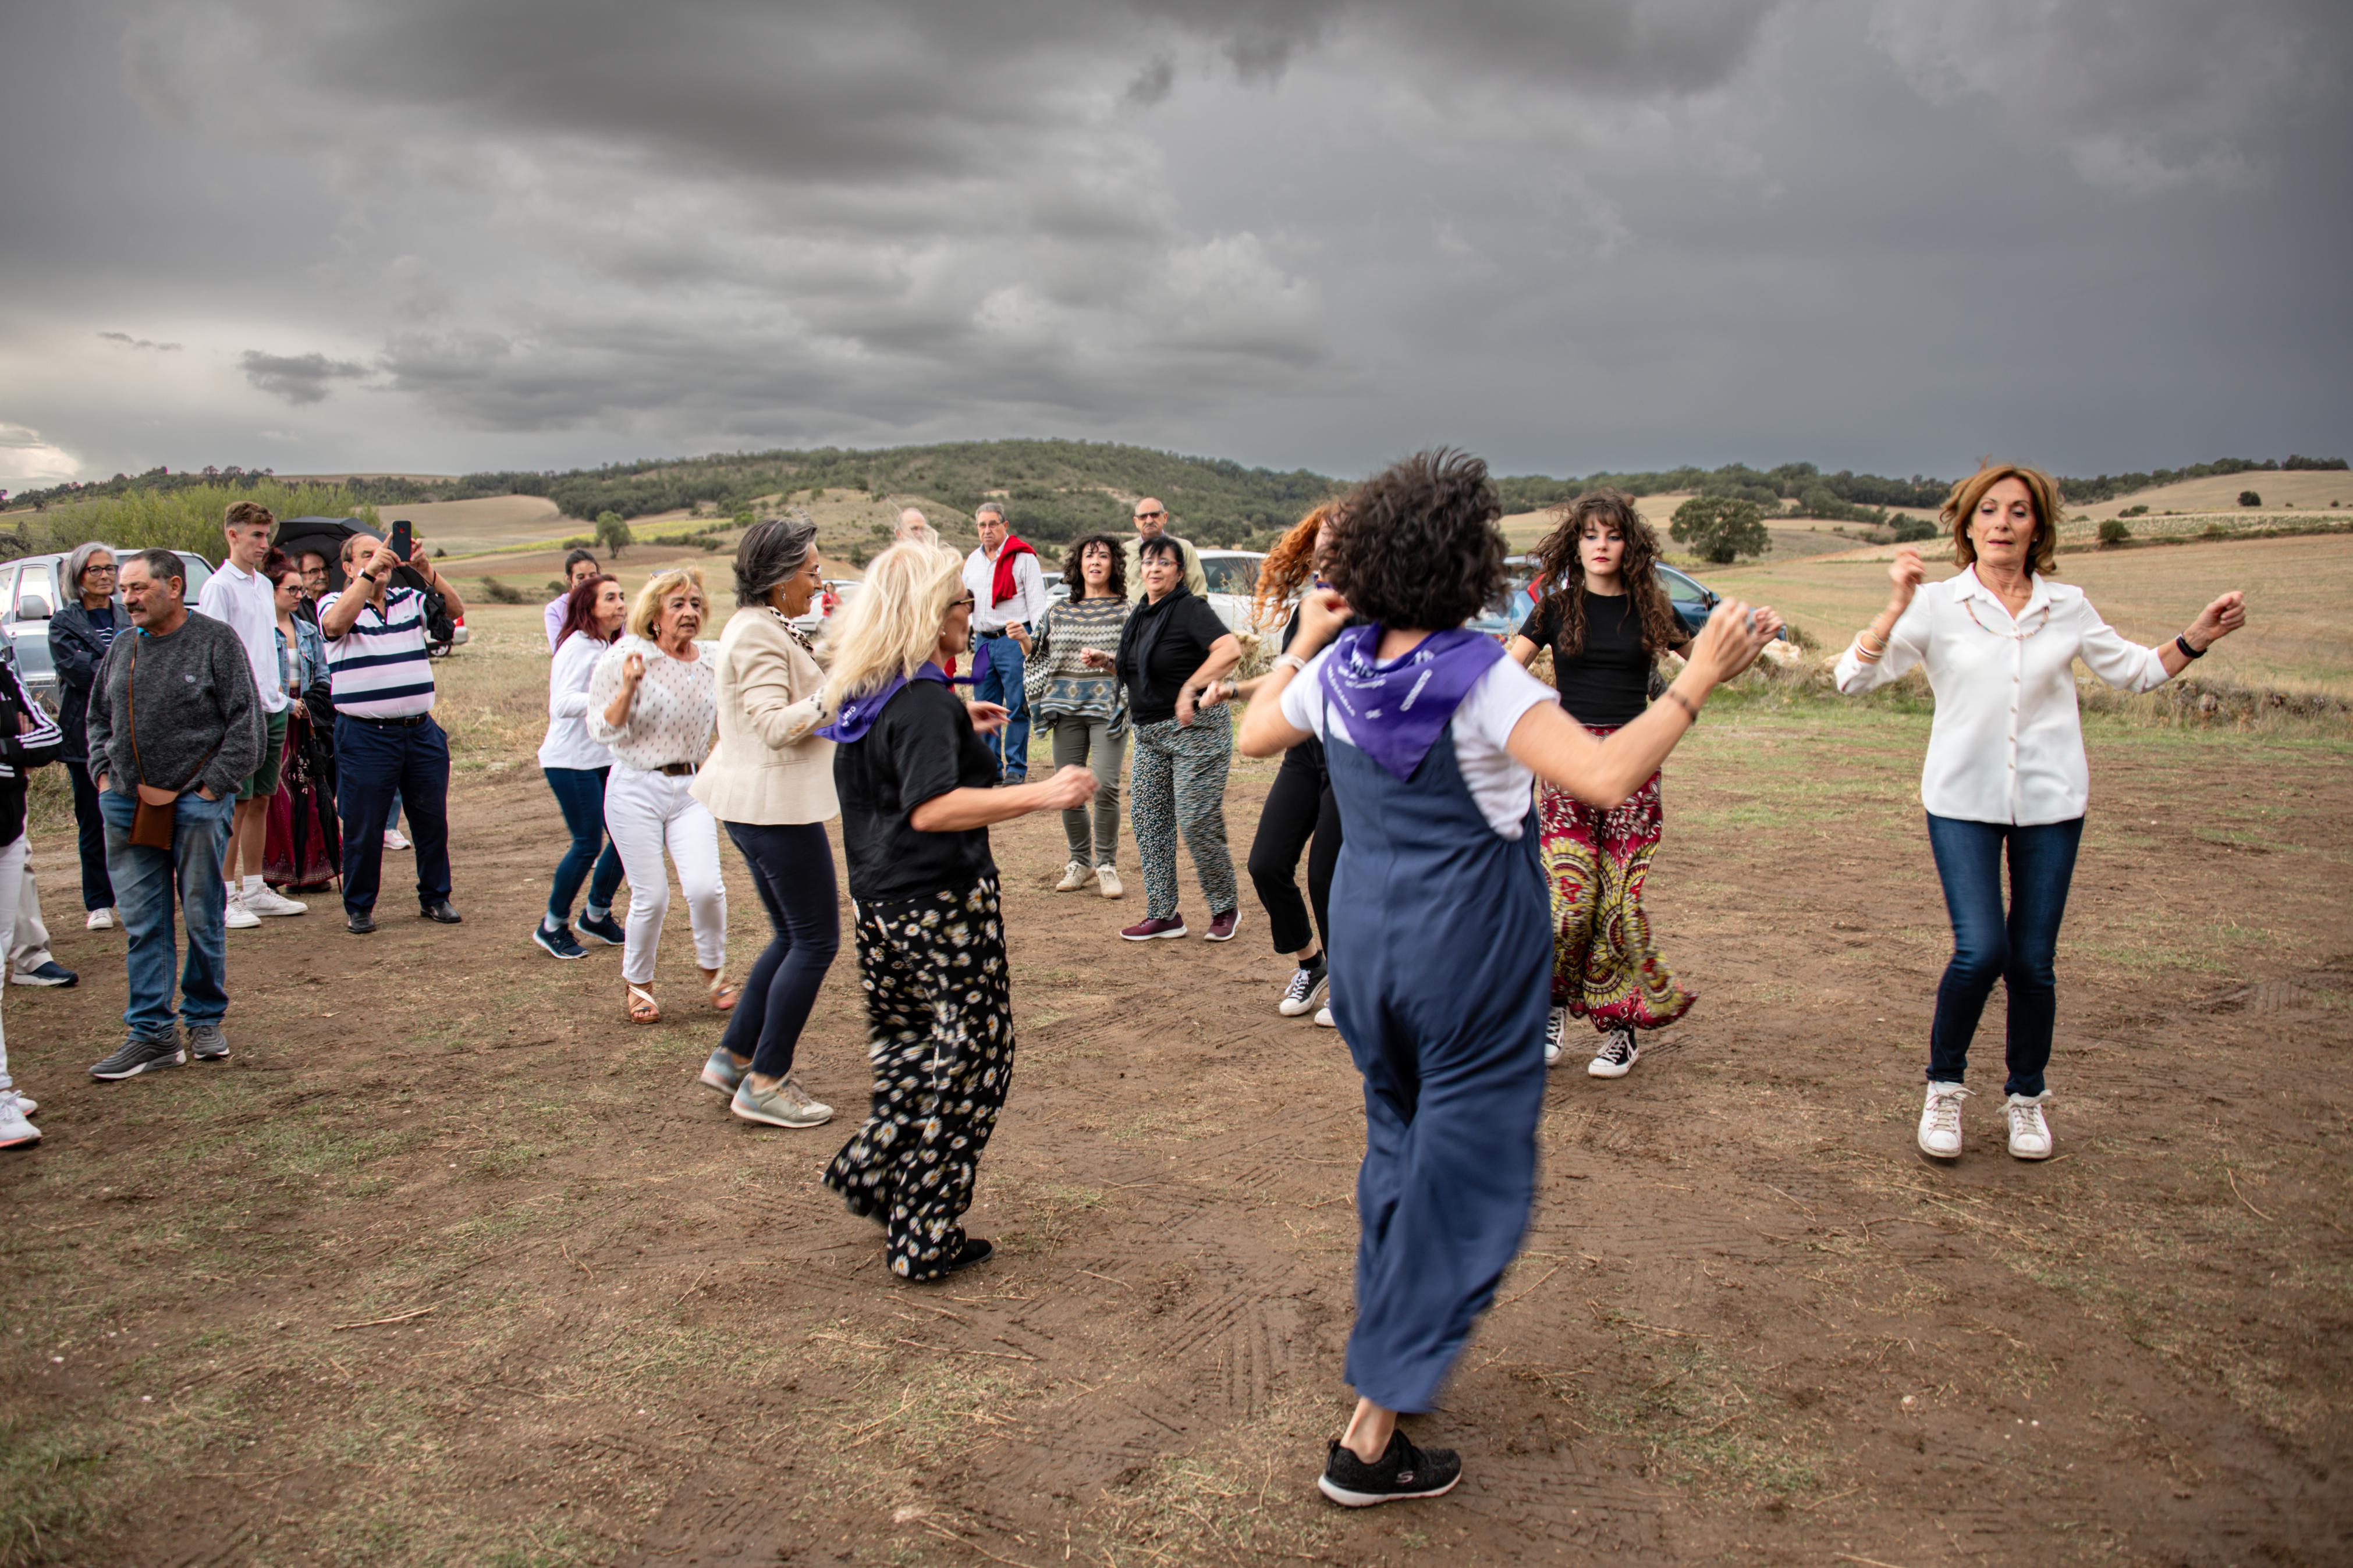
left=0, top=836, right=26, bottom=1090
left=603, top=765, right=725, bottom=986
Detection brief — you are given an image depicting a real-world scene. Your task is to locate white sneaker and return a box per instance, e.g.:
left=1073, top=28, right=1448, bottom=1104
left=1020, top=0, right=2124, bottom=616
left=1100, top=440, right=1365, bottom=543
left=1055, top=861, right=1092, bottom=893
left=1313, top=1005, right=1335, bottom=1029
left=0, top=1091, right=37, bottom=1149
left=223, top=893, right=261, bottom=930
left=243, top=886, right=308, bottom=918
left=1588, top=1028, right=1639, bottom=1078
left=1543, top=1006, right=1569, bottom=1066
left=85, top=908, right=115, bottom=931
left=13, top=1093, right=34, bottom=1116
left=1095, top=866, right=1123, bottom=899
left=383, top=828, right=411, bottom=851
left=1918, top=1082, right=1971, bottom=1160
left=2004, top=1092, right=2054, bottom=1160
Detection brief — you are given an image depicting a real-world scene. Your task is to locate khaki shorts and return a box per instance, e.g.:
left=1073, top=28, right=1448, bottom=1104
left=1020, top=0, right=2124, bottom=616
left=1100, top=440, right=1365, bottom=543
left=237, top=709, right=290, bottom=801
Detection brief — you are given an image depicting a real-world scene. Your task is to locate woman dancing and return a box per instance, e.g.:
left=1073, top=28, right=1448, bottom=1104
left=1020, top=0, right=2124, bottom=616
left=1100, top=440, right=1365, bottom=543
left=1836, top=463, right=2244, bottom=1162
left=535, top=573, right=629, bottom=957
left=817, top=543, right=1097, bottom=1281
left=1506, top=492, right=1749, bottom=1076
left=1030, top=533, right=1132, bottom=898
left=1238, top=449, right=1774, bottom=1506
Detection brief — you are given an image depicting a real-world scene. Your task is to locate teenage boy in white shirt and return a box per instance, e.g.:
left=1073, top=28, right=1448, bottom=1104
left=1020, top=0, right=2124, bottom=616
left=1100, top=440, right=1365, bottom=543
left=195, top=501, right=306, bottom=925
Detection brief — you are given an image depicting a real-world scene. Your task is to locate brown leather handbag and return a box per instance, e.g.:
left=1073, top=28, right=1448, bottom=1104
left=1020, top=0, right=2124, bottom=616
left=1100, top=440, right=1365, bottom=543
left=124, top=637, right=219, bottom=851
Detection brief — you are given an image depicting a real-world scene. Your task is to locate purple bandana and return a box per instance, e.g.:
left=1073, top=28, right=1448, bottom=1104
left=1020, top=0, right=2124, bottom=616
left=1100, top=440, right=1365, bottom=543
left=1319, top=624, right=1503, bottom=781
left=817, top=662, right=949, bottom=744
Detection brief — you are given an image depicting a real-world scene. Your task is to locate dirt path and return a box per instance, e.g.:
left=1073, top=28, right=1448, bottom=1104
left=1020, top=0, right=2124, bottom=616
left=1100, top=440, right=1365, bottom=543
left=3, top=712, right=2348, bottom=1566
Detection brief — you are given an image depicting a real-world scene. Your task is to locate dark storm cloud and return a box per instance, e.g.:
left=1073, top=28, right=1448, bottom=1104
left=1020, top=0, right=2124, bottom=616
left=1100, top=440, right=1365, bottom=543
left=1, top=0, right=2347, bottom=486
left=240, top=350, right=372, bottom=405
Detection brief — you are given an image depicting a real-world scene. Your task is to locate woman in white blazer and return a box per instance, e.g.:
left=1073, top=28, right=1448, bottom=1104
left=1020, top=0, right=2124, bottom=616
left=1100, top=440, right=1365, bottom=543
left=1836, top=463, right=2244, bottom=1165
left=691, top=517, right=842, bottom=1129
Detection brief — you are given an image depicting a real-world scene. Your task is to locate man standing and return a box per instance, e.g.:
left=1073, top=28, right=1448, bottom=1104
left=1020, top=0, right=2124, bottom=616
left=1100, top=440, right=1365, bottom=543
left=961, top=501, right=1047, bottom=783
left=320, top=531, right=466, bottom=934
left=544, top=548, right=602, bottom=650
left=83, top=550, right=262, bottom=1079
left=196, top=502, right=307, bottom=925
left=894, top=507, right=938, bottom=546
left=1122, top=497, right=1207, bottom=601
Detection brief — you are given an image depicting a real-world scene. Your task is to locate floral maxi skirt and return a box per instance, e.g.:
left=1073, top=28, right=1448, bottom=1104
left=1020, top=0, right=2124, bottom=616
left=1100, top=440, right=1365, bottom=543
left=1539, top=748, right=1694, bottom=1033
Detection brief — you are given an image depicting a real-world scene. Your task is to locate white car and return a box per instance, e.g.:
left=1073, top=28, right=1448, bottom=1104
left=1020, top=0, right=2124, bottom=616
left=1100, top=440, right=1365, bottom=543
left=1197, top=550, right=1276, bottom=638
left=790, top=577, right=863, bottom=635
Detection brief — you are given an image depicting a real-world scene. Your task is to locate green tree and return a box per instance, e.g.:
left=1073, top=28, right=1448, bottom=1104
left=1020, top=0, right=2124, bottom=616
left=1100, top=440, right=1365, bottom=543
left=2238, top=490, right=2262, bottom=507
left=595, top=510, right=634, bottom=559
left=1669, top=495, right=1770, bottom=564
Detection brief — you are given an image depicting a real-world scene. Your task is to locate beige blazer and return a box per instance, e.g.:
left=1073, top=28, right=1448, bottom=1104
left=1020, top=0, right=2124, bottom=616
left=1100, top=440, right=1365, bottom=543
left=692, top=607, right=838, bottom=825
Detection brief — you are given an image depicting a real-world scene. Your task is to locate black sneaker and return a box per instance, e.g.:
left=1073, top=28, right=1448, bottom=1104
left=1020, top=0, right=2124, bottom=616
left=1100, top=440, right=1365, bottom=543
left=1278, top=959, right=1330, bottom=1018
left=531, top=923, right=586, bottom=959
left=576, top=911, right=625, bottom=946
left=1318, top=1430, right=1462, bottom=1507
left=942, top=1238, right=993, bottom=1275
left=186, top=1021, right=230, bottom=1061
left=88, top=1033, right=187, bottom=1080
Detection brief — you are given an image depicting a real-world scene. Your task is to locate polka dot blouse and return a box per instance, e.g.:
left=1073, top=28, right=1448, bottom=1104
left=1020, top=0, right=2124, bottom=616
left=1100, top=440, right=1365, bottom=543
left=587, top=634, right=718, bottom=771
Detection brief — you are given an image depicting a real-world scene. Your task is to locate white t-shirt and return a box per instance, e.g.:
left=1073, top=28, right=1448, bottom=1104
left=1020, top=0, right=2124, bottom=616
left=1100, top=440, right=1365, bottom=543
left=1280, top=646, right=1554, bottom=838
left=194, top=559, right=290, bottom=714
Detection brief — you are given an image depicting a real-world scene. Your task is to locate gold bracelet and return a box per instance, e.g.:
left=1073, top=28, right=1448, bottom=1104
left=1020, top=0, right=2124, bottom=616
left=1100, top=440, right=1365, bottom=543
left=1665, top=688, right=1700, bottom=721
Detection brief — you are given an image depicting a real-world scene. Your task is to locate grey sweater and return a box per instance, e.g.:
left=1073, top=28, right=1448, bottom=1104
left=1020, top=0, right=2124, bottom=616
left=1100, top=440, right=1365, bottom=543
left=84, top=611, right=264, bottom=801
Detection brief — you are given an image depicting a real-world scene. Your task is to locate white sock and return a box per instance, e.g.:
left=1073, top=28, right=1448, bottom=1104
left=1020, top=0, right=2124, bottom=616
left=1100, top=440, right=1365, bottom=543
left=542, top=914, right=565, bottom=934
left=584, top=905, right=610, bottom=922
left=225, top=881, right=242, bottom=900
left=243, top=874, right=264, bottom=895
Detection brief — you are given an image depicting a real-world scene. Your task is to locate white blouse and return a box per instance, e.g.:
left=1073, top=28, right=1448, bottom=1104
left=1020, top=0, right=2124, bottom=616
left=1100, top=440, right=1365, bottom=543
left=538, top=631, right=616, bottom=771
left=1834, top=567, right=2170, bottom=826
left=587, top=634, right=718, bottom=772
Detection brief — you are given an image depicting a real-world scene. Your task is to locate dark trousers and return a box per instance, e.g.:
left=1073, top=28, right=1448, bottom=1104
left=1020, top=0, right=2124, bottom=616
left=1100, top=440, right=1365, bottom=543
left=1247, top=748, right=1340, bottom=956
left=334, top=715, right=452, bottom=916
left=544, top=765, right=624, bottom=922
left=719, top=821, right=842, bottom=1079
left=1924, top=813, right=2084, bottom=1098
left=63, top=759, right=115, bottom=911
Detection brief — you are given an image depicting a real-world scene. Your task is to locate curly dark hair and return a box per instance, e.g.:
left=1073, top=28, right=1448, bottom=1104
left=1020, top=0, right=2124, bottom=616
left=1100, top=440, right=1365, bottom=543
left=1528, top=489, right=1684, bottom=657
left=1325, top=449, right=1506, bottom=631
left=1062, top=532, right=1127, bottom=600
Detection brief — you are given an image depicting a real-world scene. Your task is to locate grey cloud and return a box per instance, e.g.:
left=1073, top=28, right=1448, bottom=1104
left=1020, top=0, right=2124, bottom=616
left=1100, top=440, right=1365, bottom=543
left=240, top=350, right=372, bottom=405
left=99, top=332, right=182, bottom=351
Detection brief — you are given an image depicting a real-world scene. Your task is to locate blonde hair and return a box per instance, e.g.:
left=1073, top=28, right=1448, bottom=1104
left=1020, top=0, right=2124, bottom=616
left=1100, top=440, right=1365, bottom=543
left=1943, top=463, right=2062, bottom=575
left=628, top=567, right=707, bottom=640
left=820, top=542, right=967, bottom=709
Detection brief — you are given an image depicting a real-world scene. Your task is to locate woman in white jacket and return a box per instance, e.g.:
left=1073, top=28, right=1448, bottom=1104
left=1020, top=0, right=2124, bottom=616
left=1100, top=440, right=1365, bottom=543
left=588, top=568, right=732, bottom=1025
left=1836, top=463, right=2243, bottom=1164
left=535, top=574, right=628, bottom=958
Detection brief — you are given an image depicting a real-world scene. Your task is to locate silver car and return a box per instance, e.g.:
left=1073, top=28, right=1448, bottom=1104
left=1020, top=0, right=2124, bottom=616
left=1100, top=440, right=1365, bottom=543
left=2, top=547, right=215, bottom=709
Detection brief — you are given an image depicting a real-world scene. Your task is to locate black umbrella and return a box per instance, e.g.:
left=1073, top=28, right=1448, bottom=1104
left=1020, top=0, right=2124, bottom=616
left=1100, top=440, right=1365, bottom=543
left=274, top=515, right=431, bottom=596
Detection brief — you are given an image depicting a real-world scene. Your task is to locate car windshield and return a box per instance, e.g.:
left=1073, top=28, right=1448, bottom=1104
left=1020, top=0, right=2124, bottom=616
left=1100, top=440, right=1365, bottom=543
left=1201, top=556, right=1262, bottom=596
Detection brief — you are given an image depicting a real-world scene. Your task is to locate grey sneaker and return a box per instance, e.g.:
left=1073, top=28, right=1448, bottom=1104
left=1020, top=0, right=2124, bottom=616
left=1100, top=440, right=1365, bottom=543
left=186, top=1022, right=230, bottom=1062
left=731, top=1076, right=834, bottom=1128
left=700, top=1047, right=748, bottom=1095
left=89, top=1033, right=187, bottom=1080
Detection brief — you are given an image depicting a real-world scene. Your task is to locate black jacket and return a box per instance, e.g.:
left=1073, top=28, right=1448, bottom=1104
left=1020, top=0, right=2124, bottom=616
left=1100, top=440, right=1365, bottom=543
left=48, top=598, right=122, bottom=763
left=0, top=651, right=64, bottom=847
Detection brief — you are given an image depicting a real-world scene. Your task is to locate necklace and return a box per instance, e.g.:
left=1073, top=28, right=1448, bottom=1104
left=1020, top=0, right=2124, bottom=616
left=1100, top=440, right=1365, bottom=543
left=1962, top=596, right=2050, bottom=641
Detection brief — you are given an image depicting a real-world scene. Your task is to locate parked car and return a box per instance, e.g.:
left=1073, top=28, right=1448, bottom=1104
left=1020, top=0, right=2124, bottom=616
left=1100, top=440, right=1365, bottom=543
left=1, top=547, right=215, bottom=710
left=1197, top=549, right=1277, bottom=637
left=790, top=577, right=864, bottom=635
left=1465, top=556, right=1752, bottom=643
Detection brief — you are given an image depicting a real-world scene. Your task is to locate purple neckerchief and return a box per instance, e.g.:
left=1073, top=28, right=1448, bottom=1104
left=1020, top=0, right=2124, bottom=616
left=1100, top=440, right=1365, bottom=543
left=1319, top=624, right=1503, bottom=781
left=817, top=662, right=949, bottom=743
left=962, top=638, right=992, bottom=690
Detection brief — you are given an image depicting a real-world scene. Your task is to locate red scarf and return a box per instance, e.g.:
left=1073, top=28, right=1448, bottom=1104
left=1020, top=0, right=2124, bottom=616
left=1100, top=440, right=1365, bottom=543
left=990, top=535, right=1038, bottom=607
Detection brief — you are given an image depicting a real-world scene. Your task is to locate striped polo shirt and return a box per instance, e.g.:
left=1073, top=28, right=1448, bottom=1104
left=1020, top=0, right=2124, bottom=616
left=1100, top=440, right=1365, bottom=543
left=319, top=585, right=437, bottom=719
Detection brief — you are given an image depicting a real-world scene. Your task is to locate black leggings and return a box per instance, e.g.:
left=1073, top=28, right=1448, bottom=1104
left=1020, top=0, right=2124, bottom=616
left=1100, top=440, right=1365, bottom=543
left=1248, top=747, right=1341, bottom=957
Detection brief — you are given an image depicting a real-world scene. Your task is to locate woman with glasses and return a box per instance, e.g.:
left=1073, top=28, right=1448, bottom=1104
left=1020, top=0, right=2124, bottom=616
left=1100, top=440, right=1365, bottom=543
left=48, top=543, right=123, bottom=928
left=1031, top=533, right=1133, bottom=897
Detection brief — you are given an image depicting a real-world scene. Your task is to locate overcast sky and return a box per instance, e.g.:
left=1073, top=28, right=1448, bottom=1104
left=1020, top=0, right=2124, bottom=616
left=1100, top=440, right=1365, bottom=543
left=3, top=0, right=2348, bottom=493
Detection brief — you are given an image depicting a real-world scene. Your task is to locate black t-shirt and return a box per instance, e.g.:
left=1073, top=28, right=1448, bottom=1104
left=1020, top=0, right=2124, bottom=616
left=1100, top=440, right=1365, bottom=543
left=1116, top=588, right=1229, bottom=727
left=833, top=680, right=1000, bottom=903
left=1518, top=590, right=1664, bottom=728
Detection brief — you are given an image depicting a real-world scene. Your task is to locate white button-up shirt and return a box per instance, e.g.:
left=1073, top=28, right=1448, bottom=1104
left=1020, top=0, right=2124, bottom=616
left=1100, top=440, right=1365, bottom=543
left=963, top=542, right=1049, bottom=634
left=1833, top=567, right=2170, bottom=826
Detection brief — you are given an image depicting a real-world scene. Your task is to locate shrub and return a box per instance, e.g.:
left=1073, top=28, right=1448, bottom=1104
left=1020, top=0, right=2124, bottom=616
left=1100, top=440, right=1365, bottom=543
left=1669, top=495, right=1770, bottom=564
left=2239, top=490, right=2262, bottom=507
left=1886, top=514, right=1938, bottom=543
left=478, top=577, right=528, bottom=605
left=2097, top=518, right=2131, bottom=546
left=561, top=535, right=592, bottom=549
left=2119, top=504, right=2148, bottom=518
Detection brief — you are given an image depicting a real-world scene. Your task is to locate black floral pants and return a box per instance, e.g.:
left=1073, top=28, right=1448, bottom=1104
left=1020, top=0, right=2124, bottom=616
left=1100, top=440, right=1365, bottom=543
left=822, top=876, right=1016, bottom=1281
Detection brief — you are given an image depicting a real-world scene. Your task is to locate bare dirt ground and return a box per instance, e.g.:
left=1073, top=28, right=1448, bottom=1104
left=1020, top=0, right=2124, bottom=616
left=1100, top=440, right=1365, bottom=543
left=3, top=705, right=2350, bottom=1567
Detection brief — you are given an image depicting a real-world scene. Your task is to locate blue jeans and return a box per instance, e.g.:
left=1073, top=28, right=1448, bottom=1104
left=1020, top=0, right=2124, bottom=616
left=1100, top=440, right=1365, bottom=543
left=1924, top=813, right=2085, bottom=1098
left=65, top=759, right=115, bottom=911
left=719, top=821, right=842, bottom=1078
left=100, top=787, right=235, bottom=1037
left=973, top=631, right=1029, bottom=780
left=335, top=716, right=452, bottom=916
left=544, top=766, right=624, bottom=922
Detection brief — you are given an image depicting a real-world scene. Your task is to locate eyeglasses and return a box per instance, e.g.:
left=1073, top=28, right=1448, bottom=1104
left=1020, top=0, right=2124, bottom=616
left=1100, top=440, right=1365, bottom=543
left=1134, top=510, right=1166, bottom=521
left=83, top=565, right=118, bottom=575
left=952, top=595, right=977, bottom=609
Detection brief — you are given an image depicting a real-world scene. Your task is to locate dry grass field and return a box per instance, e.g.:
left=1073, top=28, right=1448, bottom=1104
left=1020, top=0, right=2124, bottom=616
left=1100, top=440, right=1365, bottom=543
left=1, top=594, right=2349, bottom=1567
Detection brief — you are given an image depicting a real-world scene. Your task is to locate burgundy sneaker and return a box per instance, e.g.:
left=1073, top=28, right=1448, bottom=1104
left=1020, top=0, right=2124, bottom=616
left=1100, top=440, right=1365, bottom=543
left=1120, top=913, right=1188, bottom=941
left=1205, top=908, right=1241, bottom=942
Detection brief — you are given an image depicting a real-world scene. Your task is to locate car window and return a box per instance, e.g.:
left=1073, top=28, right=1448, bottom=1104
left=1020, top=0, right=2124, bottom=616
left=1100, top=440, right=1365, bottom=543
left=15, top=563, right=55, bottom=616
left=1656, top=566, right=1710, bottom=615
left=178, top=554, right=214, bottom=598
left=0, top=567, right=19, bottom=620
left=1201, top=556, right=1261, bottom=596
